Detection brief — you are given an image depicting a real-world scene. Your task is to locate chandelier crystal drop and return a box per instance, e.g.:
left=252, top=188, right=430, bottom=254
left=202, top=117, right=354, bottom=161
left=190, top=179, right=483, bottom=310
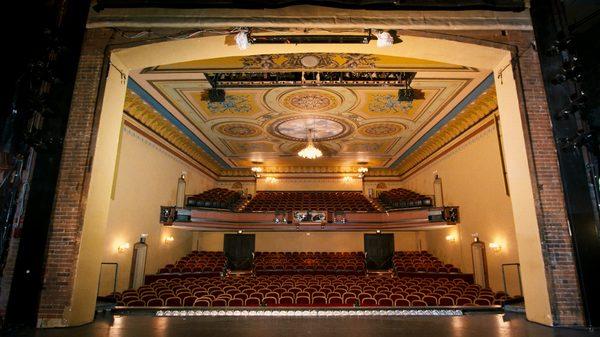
left=298, top=129, right=323, bottom=160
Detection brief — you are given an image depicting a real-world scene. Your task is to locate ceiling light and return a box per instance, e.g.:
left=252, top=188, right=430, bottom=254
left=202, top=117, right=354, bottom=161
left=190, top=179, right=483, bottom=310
left=375, top=31, right=394, bottom=48
left=235, top=30, right=250, bottom=50
left=298, top=129, right=323, bottom=160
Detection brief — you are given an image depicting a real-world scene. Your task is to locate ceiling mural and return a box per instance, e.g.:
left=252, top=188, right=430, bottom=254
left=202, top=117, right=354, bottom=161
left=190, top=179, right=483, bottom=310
left=128, top=52, right=491, bottom=174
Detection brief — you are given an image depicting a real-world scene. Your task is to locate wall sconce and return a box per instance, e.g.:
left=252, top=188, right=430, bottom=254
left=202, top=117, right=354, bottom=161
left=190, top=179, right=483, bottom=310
left=117, top=242, right=130, bottom=253
left=489, top=242, right=502, bottom=253
left=266, top=176, right=278, bottom=184
left=342, top=176, right=352, bottom=183
left=445, top=234, right=456, bottom=243
left=164, top=236, right=175, bottom=244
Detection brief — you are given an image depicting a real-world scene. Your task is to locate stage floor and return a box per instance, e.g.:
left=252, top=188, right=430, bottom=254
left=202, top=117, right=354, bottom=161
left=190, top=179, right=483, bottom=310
left=5, top=312, right=600, bottom=337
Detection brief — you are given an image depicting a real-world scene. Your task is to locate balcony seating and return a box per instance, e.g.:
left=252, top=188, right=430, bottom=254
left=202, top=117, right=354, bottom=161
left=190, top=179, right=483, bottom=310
left=117, top=274, right=510, bottom=308
left=242, top=191, right=377, bottom=213
left=186, top=188, right=242, bottom=210
left=254, top=252, right=365, bottom=275
left=377, top=188, right=432, bottom=210
left=154, top=251, right=226, bottom=277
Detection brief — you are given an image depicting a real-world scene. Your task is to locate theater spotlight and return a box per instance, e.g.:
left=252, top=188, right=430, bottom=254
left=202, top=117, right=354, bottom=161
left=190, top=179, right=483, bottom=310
left=375, top=31, right=393, bottom=47
left=235, top=30, right=250, bottom=50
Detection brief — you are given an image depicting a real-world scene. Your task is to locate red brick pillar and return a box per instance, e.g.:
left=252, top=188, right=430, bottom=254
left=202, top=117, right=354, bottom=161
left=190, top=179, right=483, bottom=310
left=37, top=28, right=114, bottom=327
left=442, top=30, right=586, bottom=326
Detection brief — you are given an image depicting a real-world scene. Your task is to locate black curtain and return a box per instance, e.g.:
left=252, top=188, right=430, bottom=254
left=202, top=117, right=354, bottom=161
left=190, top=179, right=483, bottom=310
left=364, top=234, right=394, bottom=270
left=223, top=234, right=255, bottom=270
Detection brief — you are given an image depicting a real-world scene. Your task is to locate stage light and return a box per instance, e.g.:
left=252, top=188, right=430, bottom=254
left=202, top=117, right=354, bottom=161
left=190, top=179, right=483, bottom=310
left=375, top=30, right=394, bottom=48
left=235, top=30, right=250, bottom=50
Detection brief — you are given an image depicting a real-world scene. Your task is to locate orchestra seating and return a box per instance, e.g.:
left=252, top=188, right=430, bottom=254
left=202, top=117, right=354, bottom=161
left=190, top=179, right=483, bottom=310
left=154, top=251, right=226, bottom=277
left=378, top=188, right=433, bottom=210
left=393, top=251, right=461, bottom=273
left=254, top=252, right=365, bottom=275
left=186, top=188, right=242, bottom=210
left=115, top=274, right=509, bottom=308
left=242, top=191, right=377, bottom=212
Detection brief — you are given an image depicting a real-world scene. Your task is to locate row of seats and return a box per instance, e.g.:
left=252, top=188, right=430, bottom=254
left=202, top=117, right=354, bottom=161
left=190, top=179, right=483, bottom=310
left=393, top=251, right=461, bottom=273
left=186, top=188, right=243, bottom=210
left=114, top=274, right=510, bottom=308
left=254, top=252, right=365, bottom=275
left=158, top=251, right=226, bottom=274
left=378, top=188, right=433, bottom=210
left=242, top=191, right=378, bottom=213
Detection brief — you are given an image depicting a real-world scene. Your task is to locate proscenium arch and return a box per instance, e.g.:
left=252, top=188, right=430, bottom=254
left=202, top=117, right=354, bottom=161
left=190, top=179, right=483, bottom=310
left=68, top=33, right=552, bottom=325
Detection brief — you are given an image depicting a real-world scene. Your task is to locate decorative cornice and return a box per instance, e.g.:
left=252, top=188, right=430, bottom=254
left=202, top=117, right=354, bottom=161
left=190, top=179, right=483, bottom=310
left=396, top=87, right=498, bottom=177
left=123, top=89, right=224, bottom=174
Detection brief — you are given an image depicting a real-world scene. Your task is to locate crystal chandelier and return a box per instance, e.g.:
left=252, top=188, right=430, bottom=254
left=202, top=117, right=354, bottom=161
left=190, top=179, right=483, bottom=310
left=298, top=129, right=323, bottom=159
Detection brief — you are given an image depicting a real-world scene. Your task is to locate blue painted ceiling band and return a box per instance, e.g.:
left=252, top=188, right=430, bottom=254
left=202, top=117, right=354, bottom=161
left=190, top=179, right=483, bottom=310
left=127, top=79, right=231, bottom=169
left=390, top=73, right=494, bottom=168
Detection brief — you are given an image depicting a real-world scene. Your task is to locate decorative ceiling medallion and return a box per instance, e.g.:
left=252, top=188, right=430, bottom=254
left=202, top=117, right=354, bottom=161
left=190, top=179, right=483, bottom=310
left=214, top=122, right=262, bottom=138
left=357, top=122, right=406, bottom=138
left=264, top=87, right=357, bottom=115
left=283, top=91, right=336, bottom=112
left=268, top=115, right=353, bottom=142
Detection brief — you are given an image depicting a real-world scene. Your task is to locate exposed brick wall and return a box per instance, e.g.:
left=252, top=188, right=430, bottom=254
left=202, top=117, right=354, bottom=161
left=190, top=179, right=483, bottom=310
left=35, top=27, right=585, bottom=327
left=36, top=28, right=114, bottom=326
left=424, top=30, right=585, bottom=326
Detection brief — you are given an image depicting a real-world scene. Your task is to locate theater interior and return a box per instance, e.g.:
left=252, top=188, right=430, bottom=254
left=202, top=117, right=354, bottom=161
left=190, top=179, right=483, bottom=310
left=2, top=1, right=600, bottom=336
left=93, top=14, right=536, bottom=322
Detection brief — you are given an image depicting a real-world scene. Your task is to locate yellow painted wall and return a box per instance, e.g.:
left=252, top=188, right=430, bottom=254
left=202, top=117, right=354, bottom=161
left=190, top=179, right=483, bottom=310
left=401, top=123, right=520, bottom=293
left=193, top=231, right=423, bottom=252
left=99, top=125, right=215, bottom=295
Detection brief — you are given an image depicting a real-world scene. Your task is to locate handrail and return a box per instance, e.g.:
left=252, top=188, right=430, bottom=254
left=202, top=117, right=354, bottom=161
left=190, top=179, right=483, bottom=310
left=501, top=263, right=522, bottom=296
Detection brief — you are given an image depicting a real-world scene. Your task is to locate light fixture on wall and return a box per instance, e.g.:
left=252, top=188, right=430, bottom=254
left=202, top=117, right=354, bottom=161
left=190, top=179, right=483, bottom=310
left=265, top=176, right=278, bottom=184
left=489, top=242, right=502, bottom=253
left=342, top=176, right=352, bottom=183
left=445, top=234, right=456, bottom=243
left=358, top=167, right=368, bottom=178
left=298, top=129, right=323, bottom=159
left=117, top=242, right=130, bottom=253
left=164, top=236, right=175, bottom=244
left=238, top=230, right=243, bottom=234
left=251, top=166, right=263, bottom=178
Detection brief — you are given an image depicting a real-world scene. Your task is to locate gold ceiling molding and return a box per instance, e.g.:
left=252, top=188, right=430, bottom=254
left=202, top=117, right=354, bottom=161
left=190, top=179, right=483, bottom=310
left=395, top=88, right=498, bottom=177
left=123, top=90, right=224, bottom=174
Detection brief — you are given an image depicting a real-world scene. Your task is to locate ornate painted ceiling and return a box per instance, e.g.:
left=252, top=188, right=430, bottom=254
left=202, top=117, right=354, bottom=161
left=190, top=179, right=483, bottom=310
left=125, top=52, right=493, bottom=175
